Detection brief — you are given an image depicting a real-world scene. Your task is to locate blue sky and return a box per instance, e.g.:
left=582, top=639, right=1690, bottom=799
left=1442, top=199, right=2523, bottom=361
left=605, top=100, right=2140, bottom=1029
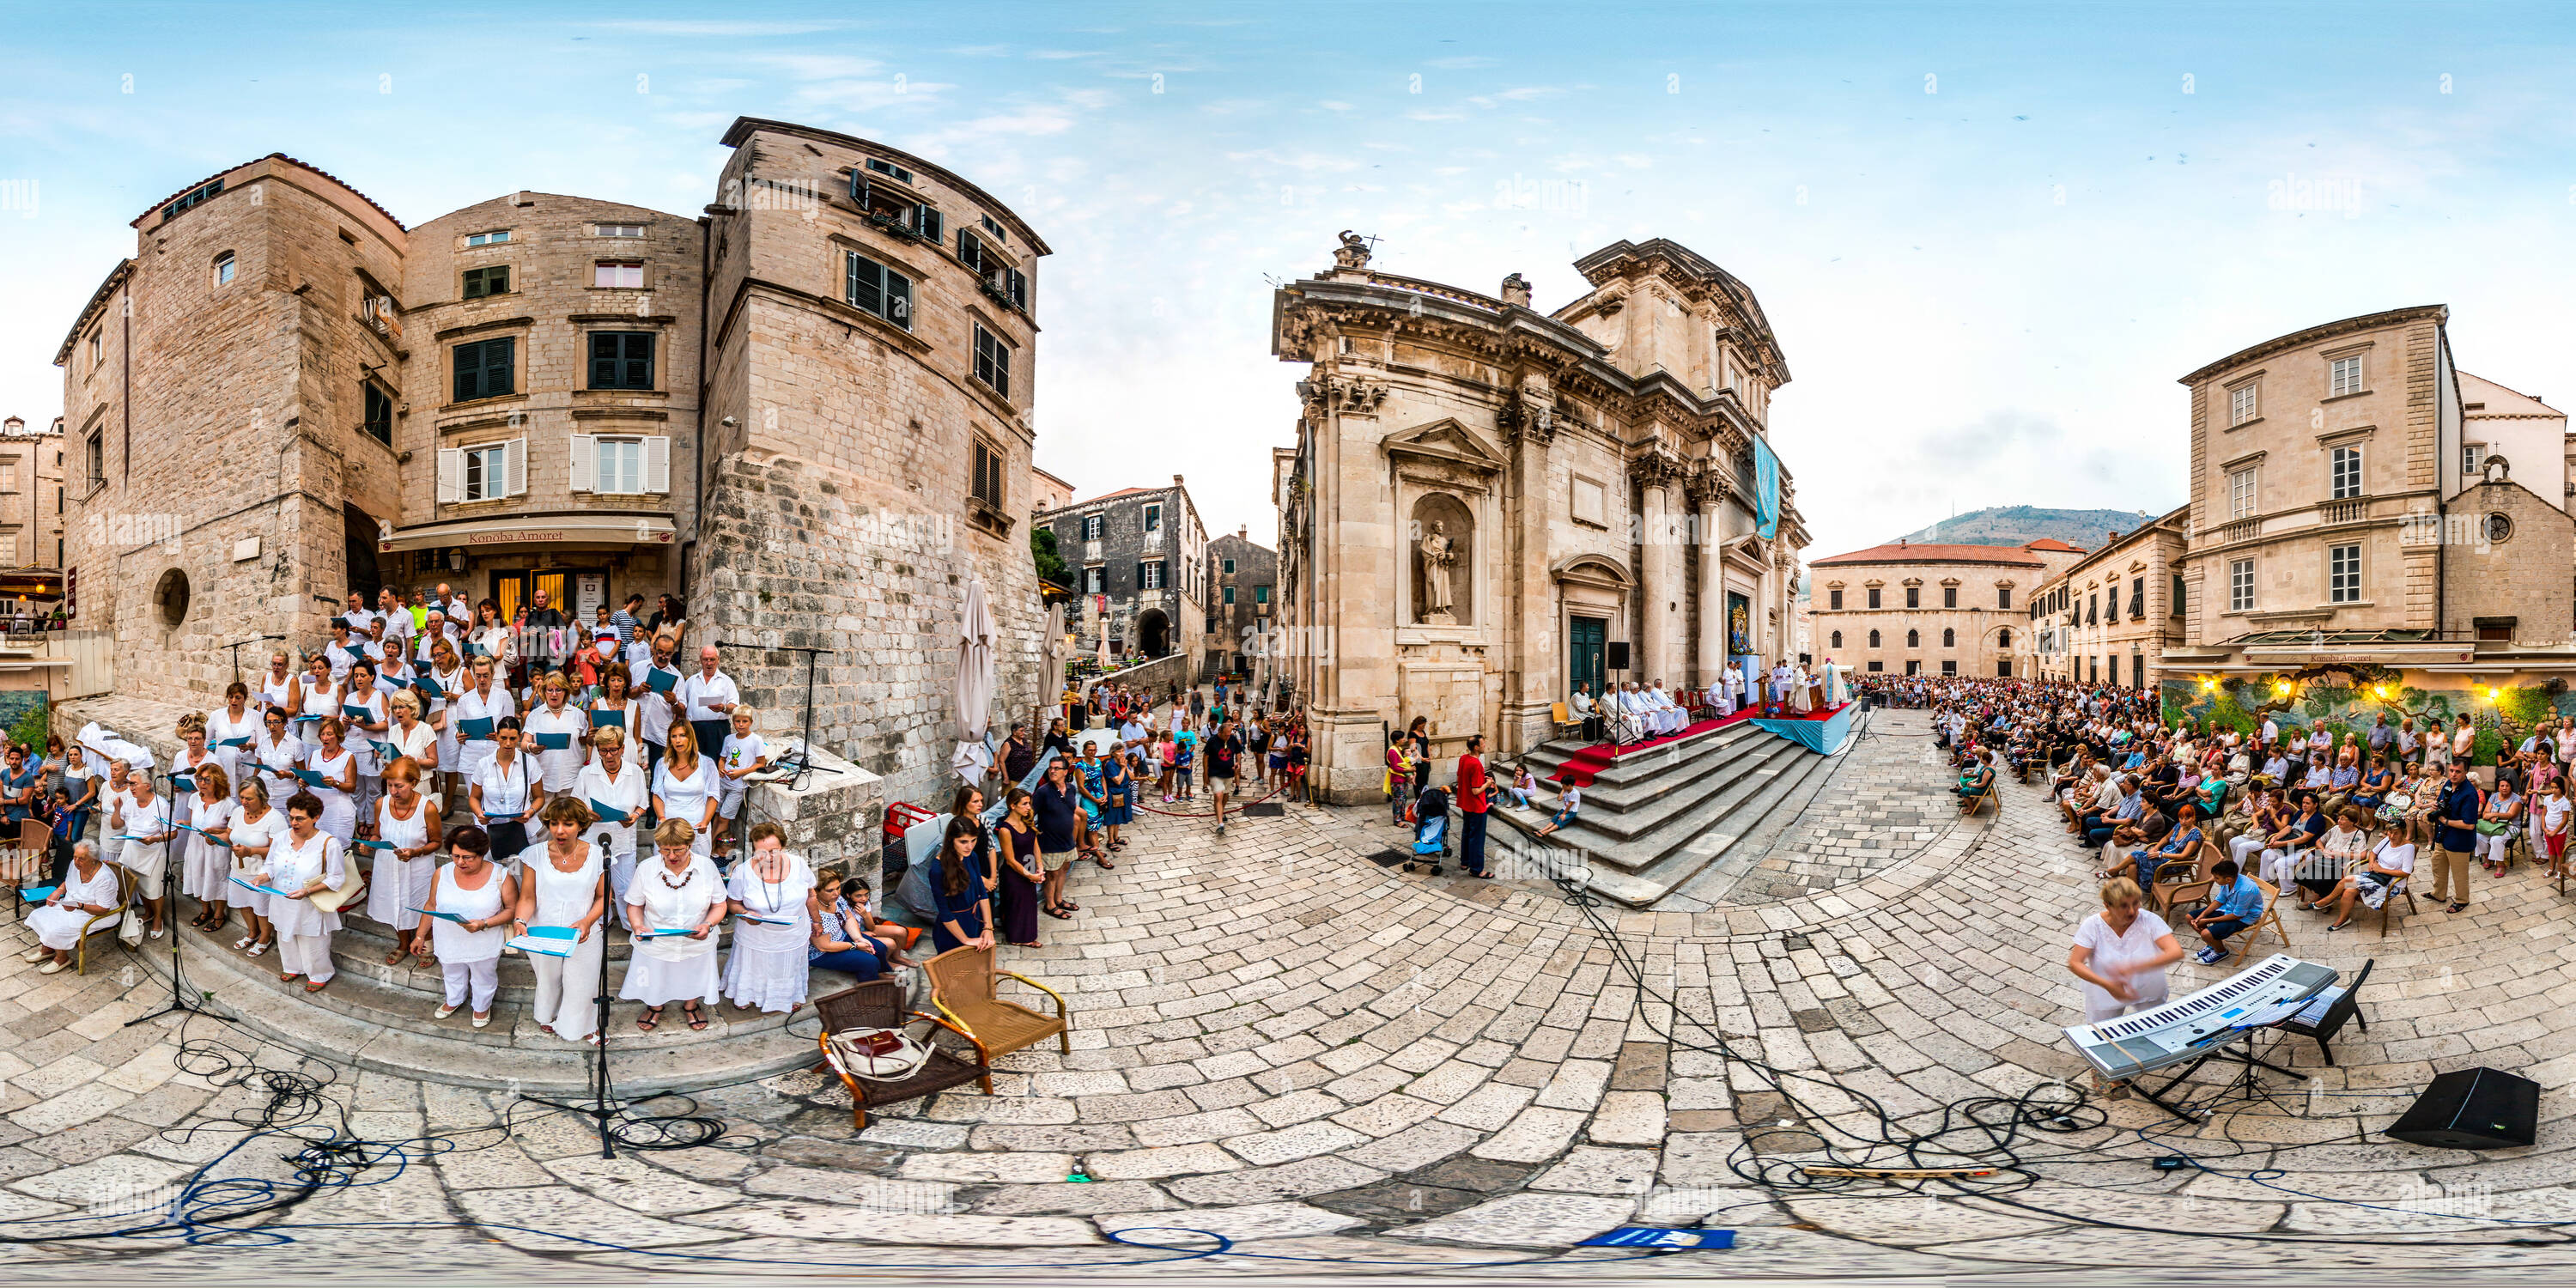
left=5, top=2, right=2574, bottom=560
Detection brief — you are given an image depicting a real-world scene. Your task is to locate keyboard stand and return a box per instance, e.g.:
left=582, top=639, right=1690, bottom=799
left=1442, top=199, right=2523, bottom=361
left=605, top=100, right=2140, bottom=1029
left=2134, top=1031, right=2305, bottom=1124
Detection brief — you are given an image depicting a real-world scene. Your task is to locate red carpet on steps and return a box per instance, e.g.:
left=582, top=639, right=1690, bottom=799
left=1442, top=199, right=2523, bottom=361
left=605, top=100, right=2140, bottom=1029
left=1544, top=702, right=1851, bottom=788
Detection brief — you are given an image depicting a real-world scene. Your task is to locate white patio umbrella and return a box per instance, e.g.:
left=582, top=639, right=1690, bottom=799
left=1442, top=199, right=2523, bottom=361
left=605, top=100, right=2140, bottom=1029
left=1040, top=600, right=1068, bottom=718
left=951, top=580, right=997, bottom=787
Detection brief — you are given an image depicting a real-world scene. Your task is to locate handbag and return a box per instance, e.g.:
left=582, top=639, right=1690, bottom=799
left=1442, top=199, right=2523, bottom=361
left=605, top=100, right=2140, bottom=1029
left=2476, top=819, right=2507, bottom=836
left=825, top=1025, right=933, bottom=1082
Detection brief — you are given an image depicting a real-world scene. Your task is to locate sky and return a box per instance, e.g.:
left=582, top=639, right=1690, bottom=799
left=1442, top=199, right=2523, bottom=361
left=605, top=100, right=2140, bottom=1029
left=4, top=1, right=2574, bottom=562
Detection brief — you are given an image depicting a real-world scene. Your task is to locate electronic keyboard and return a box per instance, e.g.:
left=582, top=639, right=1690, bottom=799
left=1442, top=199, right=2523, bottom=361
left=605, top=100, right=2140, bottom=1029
left=2063, top=953, right=2337, bottom=1080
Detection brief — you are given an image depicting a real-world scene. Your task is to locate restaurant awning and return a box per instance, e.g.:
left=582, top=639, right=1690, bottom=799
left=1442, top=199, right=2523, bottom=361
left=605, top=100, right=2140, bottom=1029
left=379, top=514, right=677, bottom=554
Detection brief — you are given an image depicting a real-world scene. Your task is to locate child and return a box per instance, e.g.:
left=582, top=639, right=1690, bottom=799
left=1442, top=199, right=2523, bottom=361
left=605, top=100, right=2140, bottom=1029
left=1174, top=724, right=1198, bottom=802
left=1157, top=731, right=1179, bottom=803
left=1534, top=781, right=1582, bottom=837
left=714, top=708, right=769, bottom=859
left=1504, top=763, right=1537, bottom=811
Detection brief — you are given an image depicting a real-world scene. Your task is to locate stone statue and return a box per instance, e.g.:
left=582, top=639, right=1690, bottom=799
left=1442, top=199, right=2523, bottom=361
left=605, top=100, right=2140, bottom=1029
left=1418, top=520, right=1458, bottom=625
left=1334, top=229, right=1373, bottom=270
left=1499, top=272, right=1532, bottom=307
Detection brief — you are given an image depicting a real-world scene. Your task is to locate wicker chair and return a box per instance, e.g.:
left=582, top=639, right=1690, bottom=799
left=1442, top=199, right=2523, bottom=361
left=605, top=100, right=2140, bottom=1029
left=925, top=945, right=1070, bottom=1060
left=812, top=979, right=992, bottom=1132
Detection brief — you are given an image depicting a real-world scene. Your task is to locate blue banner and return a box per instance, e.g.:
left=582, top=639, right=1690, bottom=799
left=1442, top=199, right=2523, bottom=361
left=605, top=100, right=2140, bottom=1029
left=1753, top=435, right=1782, bottom=540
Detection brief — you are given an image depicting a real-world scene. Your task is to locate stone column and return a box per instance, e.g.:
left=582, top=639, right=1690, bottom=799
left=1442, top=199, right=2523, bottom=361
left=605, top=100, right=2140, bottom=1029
left=1692, top=471, right=1724, bottom=689
left=1636, top=456, right=1676, bottom=685
left=1503, top=388, right=1558, bottom=756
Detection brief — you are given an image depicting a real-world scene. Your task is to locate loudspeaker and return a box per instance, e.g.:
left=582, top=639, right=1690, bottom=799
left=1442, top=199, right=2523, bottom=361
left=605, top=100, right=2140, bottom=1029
left=1606, top=641, right=1630, bottom=671
left=2384, top=1066, right=2537, bottom=1150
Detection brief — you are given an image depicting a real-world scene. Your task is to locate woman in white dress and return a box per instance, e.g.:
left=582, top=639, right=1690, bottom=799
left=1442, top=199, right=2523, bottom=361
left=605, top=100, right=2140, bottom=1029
left=452, top=654, right=517, bottom=797
left=523, top=672, right=591, bottom=802
left=250, top=707, right=306, bottom=813
left=255, top=650, right=300, bottom=721
left=574, top=725, right=648, bottom=928
left=653, top=725, right=718, bottom=860
left=469, top=602, right=517, bottom=684
left=383, top=692, right=440, bottom=801
left=364, top=755, right=444, bottom=965
left=585, top=668, right=641, bottom=771
left=179, top=763, right=237, bottom=937
left=416, top=825, right=516, bottom=1027
left=421, top=637, right=468, bottom=814
left=107, top=762, right=175, bottom=940
left=228, top=779, right=287, bottom=957
left=621, top=817, right=724, bottom=1031
left=514, top=798, right=607, bottom=1044
left=207, top=682, right=263, bottom=792
left=341, top=659, right=392, bottom=823
left=301, top=718, right=360, bottom=844
left=22, top=842, right=122, bottom=975
left=296, top=651, right=341, bottom=744
left=269, top=791, right=348, bottom=993
left=172, top=715, right=228, bottom=932
left=722, top=822, right=818, bottom=1016
left=469, top=716, right=543, bottom=865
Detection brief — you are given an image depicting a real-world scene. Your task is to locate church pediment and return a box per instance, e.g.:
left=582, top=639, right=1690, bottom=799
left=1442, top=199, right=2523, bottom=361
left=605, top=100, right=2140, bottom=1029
left=1383, top=416, right=1508, bottom=475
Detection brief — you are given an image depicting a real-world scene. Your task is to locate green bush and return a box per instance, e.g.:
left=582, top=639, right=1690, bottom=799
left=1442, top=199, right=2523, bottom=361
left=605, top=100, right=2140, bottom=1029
left=2473, top=728, right=2506, bottom=766
left=6, top=696, right=46, bottom=752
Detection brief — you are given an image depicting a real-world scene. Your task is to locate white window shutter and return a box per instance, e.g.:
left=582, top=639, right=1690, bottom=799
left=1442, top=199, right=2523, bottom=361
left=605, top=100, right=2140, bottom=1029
left=569, top=434, right=596, bottom=493
left=644, top=435, right=671, bottom=494
left=505, top=436, right=527, bottom=498
left=436, top=448, right=465, bottom=503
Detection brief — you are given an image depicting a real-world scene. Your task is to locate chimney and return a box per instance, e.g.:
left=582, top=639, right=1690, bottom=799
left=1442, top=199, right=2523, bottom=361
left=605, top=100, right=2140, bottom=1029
left=2108, top=530, right=2120, bottom=543
left=1238, top=525, right=1248, bottom=540
left=1172, top=474, right=1185, bottom=488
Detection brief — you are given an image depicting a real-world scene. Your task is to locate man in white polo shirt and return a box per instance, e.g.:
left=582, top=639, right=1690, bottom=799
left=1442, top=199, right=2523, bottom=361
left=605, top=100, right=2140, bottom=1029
left=677, top=644, right=740, bottom=770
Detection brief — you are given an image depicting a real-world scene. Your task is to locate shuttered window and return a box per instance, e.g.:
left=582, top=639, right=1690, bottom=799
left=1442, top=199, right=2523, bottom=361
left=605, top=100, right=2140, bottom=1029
left=462, top=265, right=509, bottom=299
left=973, top=325, right=1011, bottom=398
left=452, top=337, right=515, bottom=402
left=970, top=438, right=1005, bottom=507
left=588, top=331, right=655, bottom=390
left=843, top=252, right=913, bottom=328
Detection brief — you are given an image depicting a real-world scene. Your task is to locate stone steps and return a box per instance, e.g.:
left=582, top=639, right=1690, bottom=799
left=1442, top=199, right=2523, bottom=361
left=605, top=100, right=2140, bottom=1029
left=145, top=896, right=841, bottom=1094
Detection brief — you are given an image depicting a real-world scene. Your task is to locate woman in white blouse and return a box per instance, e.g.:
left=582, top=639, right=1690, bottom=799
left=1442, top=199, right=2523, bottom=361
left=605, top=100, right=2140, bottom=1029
left=341, top=659, right=392, bottom=823
left=574, top=725, right=648, bottom=928
left=621, top=817, right=724, bottom=1031
left=653, top=725, right=717, bottom=860
left=228, top=779, right=287, bottom=956
left=452, top=654, right=516, bottom=793
left=523, top=671, right=591, bottom=800
left=384, top=691, right=440, bottom=793
left=469, top=601, right=517, bottom=681
left=108, top=762, right=175, bottom=940
left=269, top=791, right=348, bottom=993
left=470, top=716, right=544, bottom=863
left=585, top=668, right=641, bottom=770
left=301, top=718, right=360, bottom=843
left=250, top=706, right=305, bottom=812
left=206, top=682, right=263, bottom=791
left=416, top=825, right=516, bottom=1027
left=256, top=649, right=300, bottom=720
left=422, top=636, right=469, bottom=812
left=514, top=798, right=607, bottom=1043
left=172, top=716, right=226, bottom=929
left=364, top=755, right=444, bottom=965
left=22, top=841, right=122, bottom=975
left=180, top=763, right=237, bottom=937
left=723, top=822, right=819, bottom=1016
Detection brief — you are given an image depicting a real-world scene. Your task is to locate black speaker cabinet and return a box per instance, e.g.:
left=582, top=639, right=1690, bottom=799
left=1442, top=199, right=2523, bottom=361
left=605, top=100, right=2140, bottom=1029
left=2385, top=1067, right=2537, bottom=1150
left=1605, top=641, right=1631, bottom=671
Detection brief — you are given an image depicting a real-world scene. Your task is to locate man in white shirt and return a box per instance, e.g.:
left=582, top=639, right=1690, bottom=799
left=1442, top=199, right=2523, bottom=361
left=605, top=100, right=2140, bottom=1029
left=340, top=590, right=379, bottom=639
left=1569, top=683, right=1599, bottom=741
left=1721, top=662, right=1743, bottom=715
left=677, top=644, right=740, bottom=769
left=631, top=631, right=683, bottom=787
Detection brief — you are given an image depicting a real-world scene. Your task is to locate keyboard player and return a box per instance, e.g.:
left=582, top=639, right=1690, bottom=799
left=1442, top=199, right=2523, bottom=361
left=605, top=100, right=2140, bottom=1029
left=2067, top=877, right=2186, bottom=1097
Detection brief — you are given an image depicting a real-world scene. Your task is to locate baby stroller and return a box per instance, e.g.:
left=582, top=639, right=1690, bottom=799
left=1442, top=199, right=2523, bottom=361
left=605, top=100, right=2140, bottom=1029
left=1403, top=784, right=1451, bottom=875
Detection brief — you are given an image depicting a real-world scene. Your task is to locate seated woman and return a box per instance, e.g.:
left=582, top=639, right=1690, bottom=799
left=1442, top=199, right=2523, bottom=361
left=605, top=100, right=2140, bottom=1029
left=2123, top=802, right=2206, bottom=890
left=2349, top=754, right=2395, bottom=817
left=2319, top=822, right=2415, bottom=931
left=2280, top=806, right=2366, bottom=904
left=809, top=868, right=894, bottom=981
left=622, top=818, right=726, bottom=1032
left=2479, top=779, right=2524, bottom=877
left=2224, top=791, right=2284, bottom=868
left=21, top=841, right=121, bottom=975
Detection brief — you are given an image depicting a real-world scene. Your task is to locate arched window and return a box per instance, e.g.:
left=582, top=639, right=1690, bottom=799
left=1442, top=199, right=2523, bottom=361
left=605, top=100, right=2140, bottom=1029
left=1830, top=630, right=1843, bottom=649
left=1906, top=629, right=1920, bottom=649
left=1868, top=629, right=1880, bottom=648
left=213, top=252, right=236, bottom=287
left=1998, top=627, right=2012, bottom=647
left=1941, top=628, right=1955, bottom=647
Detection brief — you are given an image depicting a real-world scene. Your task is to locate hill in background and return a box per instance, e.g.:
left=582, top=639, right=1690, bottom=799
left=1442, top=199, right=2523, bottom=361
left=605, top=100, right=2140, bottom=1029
left=1893, top=505, right=2165, bottom=551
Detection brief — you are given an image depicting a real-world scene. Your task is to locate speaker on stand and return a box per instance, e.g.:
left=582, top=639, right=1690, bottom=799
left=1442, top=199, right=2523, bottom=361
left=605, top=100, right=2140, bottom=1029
left=2384, top=1066, right=2537, bottom=1150
left=1602, top=641, right=1631, bottom=757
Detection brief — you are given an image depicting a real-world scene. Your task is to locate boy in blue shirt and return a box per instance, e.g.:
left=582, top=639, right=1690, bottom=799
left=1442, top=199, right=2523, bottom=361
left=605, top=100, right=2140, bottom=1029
left=2188, top=858, right=2267, bottom=964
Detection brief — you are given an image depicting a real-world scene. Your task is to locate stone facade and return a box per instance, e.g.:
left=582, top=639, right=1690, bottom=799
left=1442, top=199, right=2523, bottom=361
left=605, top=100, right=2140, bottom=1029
left=1807, top=539, right=2084, bottom=680
left=1203, top=527, right=1277, bottom=680
left=0, top=416, right=65, bottom=597
left=696, top=118, right=1048, bottom=811
left=1031, top=465, right=1075, bottom=517
left=2164, top=305, right=2576, bottom=688
left=2024, top=508, right=2189, bottom=688
left=1273, top=237, right=1809, bottom=803
left=1032, top=478, right=1210, bottom=675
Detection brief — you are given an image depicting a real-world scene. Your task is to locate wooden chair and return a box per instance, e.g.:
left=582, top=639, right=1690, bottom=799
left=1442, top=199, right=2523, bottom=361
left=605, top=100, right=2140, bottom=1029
left=812, top=979, right=992, bottom=1131
left=2376, top=873, right=2416, bottom=938
left=8, top=818, right=49, bottom=922
left=2275, top=957, right=2372, bottom=1066
left=925, top=945, right=1069, bottom=1060
left=1959, top=775, right=1999, bottom=817
left=2223, top=883, right=2290, bottom=966
left=2142, top=841, right=2219, bottom=914
left=59, top=866, right=137, bottom=976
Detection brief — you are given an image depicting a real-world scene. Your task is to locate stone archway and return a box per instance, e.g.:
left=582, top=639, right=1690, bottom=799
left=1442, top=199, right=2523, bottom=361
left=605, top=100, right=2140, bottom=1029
left=1138, top=608, right=1170, bottom=659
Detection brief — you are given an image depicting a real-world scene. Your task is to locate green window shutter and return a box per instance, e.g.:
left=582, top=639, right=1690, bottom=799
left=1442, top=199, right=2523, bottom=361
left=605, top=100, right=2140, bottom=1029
left=589, top=333, right=618, bottom=389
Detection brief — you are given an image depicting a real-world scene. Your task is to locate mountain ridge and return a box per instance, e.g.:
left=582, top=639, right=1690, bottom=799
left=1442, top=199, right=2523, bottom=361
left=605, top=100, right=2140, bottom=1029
left=1890, top=505, right=2166, bottom=552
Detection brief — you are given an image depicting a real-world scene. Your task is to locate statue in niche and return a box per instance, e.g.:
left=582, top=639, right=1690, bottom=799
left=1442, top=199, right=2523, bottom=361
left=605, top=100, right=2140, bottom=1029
left=1418, top=520, right=1459, bottom=625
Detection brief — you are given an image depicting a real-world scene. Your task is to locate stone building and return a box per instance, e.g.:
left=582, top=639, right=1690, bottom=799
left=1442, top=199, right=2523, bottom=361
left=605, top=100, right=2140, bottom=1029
left=2162, top=304, right=2576, bottom=698
left=1032, top=477, right=1209, bottom=671
left=1272, top=235, right=1808, bottom=803
left=0, top=416, right=65, bottom=605
left=1807, top=538, right=2086, bottom=679
left=56, top=122, right=1049, bottom=816
left=2024, top=508, right=2189, bottom=688
left=1031, top=465, right=1075, bottom=517
left=1203, top=526, right=1277, bottom=681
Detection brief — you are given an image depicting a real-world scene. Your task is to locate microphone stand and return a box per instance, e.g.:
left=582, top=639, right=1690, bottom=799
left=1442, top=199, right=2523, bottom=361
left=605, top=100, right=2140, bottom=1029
left=719, top=641, right=829, bottom=791
left=516, top=830, right=620, bottom=1159
left=226, top=635, right=288, bottom=685
left=126, top=769, right=234, bottom=1029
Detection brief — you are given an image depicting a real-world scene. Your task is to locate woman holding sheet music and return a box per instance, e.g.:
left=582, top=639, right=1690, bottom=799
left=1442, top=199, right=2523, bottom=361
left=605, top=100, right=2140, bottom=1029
left=257, top=650, right=298, bottom=716
left=251, top=707, right=306, bottom=813
left=207, top=683, right=261, bottom=789
left=416, top=824, right=515, bottom=1026
left=301, top=717, right=360, bottom=843
left=622, top=817, right=724, bottom=1031
left=343, top=659, right=391, bottom=822
left=524, top=672, right=590, bottom=798
left=469, top=716, right=542, bottom=861
left=470, top=601, right=516, bottom=678
left=108, top=762, right=175, bottom=940
left=179, top=762, right=235, bottom=937
left=653, top=725, right=717, bottom=860
left=422, top=636, right=467, bottom=810
left=452, top=655, right=516, bottom=789
left=227, top=779, right=286, bottom=957
left=574, top=726, right=647, bottom=927
left=514, top=798, right=607, bottom=1043
left=586, top=667, right=638, bottom=764
left=722, top=822, right=817, bottom=1016
left=270, top=792, right=347, bottom=993
left=385, top=691, right=438, bottom=775
left=365, top=755, right=443, bottom=965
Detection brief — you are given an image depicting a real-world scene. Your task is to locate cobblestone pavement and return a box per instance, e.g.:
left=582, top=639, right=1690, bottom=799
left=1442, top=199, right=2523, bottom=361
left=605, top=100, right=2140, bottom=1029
left=1690, top=713, right=1946, bottom=906
left=6, top=709, right=2576, bottom=1280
